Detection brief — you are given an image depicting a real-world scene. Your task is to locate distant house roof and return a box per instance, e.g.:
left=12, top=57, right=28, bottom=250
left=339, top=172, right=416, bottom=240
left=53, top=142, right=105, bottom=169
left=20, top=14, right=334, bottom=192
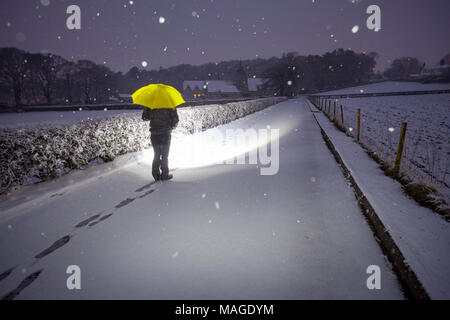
left=205, top=80, right=239, bottom=93
left=421, top=64, right=450, bottom=75
left=247, top=78, right=268, bottom=91
left=118, top=93, right=131, bottom=98
left=183, top=81, right=205, bottom=91
left=183, top=80, right=239, bottom=93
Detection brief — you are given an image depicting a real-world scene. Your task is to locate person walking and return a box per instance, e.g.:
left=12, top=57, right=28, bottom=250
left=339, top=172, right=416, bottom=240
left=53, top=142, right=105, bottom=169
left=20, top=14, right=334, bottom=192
left=142, top=106, right=179, bottom=181
left=132, top=83, right=185, bottom=181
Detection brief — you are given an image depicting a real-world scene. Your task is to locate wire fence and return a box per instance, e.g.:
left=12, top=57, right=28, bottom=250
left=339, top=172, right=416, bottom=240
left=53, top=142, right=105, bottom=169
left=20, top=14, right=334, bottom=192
left=308, top=95, right=450, bottom=198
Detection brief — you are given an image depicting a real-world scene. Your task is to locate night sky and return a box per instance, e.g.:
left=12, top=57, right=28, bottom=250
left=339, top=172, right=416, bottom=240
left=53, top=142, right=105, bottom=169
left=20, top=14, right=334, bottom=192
left=1, top=0, right=449, bottom=73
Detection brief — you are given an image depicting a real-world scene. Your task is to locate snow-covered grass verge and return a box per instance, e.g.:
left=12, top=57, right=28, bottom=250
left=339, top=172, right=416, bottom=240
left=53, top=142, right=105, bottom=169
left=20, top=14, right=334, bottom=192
left=0, top=97, right=286, bottom=195
left=312, top=94, right=450, bottom=218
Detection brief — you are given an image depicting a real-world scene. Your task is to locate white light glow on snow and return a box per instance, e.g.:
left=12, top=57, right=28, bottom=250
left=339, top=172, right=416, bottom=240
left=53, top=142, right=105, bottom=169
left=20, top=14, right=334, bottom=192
left=137, top=122, right=292, bottom=173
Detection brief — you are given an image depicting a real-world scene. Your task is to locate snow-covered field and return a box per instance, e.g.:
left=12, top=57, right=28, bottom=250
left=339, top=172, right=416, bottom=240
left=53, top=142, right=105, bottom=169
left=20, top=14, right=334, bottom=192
left=326, top=93, right=450, bottom=198
left=0, top=109, right=140, bottom=128
left=315, top=81, right=450, bottom=95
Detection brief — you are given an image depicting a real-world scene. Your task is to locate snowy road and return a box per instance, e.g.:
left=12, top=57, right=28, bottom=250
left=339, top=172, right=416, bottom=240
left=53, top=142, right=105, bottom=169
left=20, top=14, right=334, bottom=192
left=0, top=98, right=404, bottom=299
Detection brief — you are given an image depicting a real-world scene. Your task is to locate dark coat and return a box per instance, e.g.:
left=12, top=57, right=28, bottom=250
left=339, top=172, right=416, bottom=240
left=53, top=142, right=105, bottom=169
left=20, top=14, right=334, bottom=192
left=142, top=107, right=179, bottom=134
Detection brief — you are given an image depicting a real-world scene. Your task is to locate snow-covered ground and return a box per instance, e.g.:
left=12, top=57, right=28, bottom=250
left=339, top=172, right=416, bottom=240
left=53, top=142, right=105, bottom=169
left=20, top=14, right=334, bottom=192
left=328, top=94, right=449, bottom=199
left=0, top=99, right=403, bottom=299
left=311, top=98, right=450, bottom=299
left=315, top=81, right=450, bottom=95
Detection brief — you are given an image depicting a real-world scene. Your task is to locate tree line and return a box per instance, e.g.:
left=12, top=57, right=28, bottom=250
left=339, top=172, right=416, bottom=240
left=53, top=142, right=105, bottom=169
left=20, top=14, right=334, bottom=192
left=0, top=47, right=380, bottom=107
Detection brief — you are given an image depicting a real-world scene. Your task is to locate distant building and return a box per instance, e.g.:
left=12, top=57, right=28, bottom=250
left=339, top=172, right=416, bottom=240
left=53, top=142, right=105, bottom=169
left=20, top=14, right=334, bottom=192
left=183, top=78, right=270, bottom=100
left=183, top=80, right=240, bottom=99
left=419, top=53, right=450, bottom=77
left=247, top=78, right=268, bottom=92
left=183, top=81, right=206, bottom=97
left=420, top=65, right=450, bottom=77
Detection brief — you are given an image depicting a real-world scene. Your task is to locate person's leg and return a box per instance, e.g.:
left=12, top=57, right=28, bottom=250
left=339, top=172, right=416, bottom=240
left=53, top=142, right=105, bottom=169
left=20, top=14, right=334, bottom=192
left=160, top=133, right=172, bottom=179
left=152, top=144, right=162, bottom=180
left=150, top=133, right=163, bottom=180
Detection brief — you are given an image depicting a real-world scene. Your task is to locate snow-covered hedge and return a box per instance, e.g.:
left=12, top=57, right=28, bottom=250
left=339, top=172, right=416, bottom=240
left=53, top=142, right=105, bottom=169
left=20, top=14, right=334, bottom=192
left=0, top=97, right=286, bottom=194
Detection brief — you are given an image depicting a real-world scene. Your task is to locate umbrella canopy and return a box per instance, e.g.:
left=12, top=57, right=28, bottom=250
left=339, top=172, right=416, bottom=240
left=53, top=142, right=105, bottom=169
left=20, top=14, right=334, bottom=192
left=132, top=83, right=185, bottom=109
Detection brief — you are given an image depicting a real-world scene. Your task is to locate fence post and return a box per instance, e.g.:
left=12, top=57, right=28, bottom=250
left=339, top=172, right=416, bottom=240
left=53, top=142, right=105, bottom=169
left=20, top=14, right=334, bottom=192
left=333, top=103, right=336, bottom=121
left=340, top=105, right=344, bottom=125
left=357, top=108, right=361, bottom=141
left=393, top=122, right=408, bottom=177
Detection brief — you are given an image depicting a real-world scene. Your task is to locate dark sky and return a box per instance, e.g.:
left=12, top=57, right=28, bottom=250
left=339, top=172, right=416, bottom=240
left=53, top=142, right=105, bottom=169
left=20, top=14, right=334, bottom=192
left=1, top=0, right=449, bottom=73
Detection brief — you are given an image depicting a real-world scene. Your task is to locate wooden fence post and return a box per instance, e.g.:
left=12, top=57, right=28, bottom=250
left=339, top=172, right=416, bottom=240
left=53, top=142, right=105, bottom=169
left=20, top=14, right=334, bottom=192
left=357, top=109, right=361, bottom=141
left=333, top=103, right=336, bottom=121
left=340, top=105, right=344, bottom=125
left=393, top=122, right=408, bottom=177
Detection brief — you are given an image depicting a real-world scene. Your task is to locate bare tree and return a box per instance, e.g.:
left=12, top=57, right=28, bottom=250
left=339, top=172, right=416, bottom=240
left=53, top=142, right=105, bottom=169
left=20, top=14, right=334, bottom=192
left=59, top=61, right=79, bottom=104
left=28, top=53, right=67, bottom=105
left=0, top=48, right=28, bottom=106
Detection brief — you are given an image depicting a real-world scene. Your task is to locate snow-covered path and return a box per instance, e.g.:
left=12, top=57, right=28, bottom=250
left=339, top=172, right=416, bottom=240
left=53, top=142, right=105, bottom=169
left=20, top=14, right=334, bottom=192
left=0, top=99, right=403, bottom=299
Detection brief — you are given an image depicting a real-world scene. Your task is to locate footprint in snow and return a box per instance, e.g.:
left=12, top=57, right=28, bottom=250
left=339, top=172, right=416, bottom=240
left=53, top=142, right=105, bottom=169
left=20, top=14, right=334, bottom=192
left=1, top=270, right=43, bottom=300
left=34, top=235, right=70, bottom=259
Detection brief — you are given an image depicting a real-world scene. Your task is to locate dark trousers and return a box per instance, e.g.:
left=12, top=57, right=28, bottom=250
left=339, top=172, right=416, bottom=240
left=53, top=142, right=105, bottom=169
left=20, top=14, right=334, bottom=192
left=150, top=132, right=171, bottom=178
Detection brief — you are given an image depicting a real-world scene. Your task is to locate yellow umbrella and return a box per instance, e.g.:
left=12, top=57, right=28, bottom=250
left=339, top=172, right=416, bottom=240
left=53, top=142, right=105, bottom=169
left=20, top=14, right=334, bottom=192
left=131, top=83, right=185, bottom=109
